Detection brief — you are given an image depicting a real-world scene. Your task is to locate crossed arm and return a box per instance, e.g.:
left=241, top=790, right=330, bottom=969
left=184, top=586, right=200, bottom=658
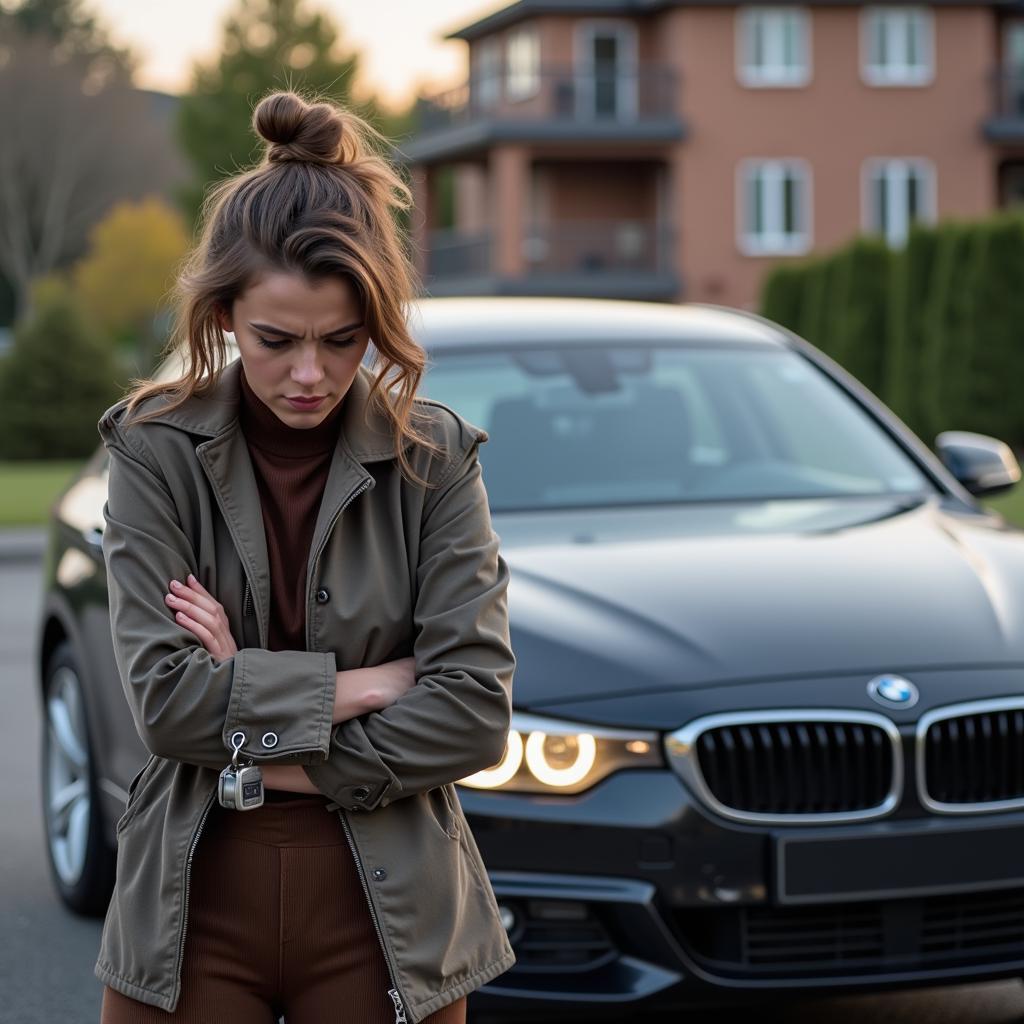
left=162, top=572, right=417, bottom=794
left=101, top=408, right=513, bottom=811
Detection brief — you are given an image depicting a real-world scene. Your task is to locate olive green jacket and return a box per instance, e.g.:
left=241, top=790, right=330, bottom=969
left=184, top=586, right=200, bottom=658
left=94, top=356, right=517, bottom=1021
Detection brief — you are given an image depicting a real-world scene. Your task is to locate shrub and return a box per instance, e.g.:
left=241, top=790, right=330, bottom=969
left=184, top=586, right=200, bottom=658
left=0, top=276, right=120, bottom=459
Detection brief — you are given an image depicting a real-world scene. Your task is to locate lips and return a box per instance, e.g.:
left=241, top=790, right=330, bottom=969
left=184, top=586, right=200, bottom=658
left=285, top=395, right=327, bottom=410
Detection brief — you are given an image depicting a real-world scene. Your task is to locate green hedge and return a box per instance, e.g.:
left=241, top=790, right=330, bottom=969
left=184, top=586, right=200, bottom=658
left=759, top=211, right=1024, bottom=449
left=0, top=279, right=121, bottom=460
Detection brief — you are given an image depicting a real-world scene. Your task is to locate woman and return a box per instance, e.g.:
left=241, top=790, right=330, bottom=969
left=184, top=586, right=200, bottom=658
left=95, top=90, right=516, bottom=1023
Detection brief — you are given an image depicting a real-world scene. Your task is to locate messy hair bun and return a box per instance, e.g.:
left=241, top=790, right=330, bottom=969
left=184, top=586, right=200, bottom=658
left=253, top=91, right=346, bottom=165
left=121, top=87, right=444, bottom=490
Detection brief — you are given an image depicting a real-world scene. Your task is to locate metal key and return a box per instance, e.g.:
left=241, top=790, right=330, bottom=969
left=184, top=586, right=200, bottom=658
left=218, top=730, right=264, bottom=810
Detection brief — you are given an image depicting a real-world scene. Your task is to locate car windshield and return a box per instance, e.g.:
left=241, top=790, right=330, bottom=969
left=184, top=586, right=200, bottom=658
left=417, top=343, right=936, bottom=513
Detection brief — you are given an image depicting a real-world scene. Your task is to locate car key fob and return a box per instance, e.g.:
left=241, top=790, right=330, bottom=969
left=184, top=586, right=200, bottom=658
left=218, top=731, right=265, bottom=810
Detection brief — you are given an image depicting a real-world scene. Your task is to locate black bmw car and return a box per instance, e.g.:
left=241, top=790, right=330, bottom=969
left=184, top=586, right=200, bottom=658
left=37, top=296, right=1024, bottom=1019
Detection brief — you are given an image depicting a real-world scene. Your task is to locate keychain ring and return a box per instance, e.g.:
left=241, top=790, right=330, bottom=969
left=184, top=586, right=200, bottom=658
left=229, top=730, right=247, bottom=768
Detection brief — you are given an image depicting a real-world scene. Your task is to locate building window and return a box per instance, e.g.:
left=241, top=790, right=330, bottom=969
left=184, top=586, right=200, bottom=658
left=506, top=26, right=540, bottom=101
left=999, top=162, right=1024, bottom=208
left=573, top=20, right=639, bottom=119
left=861, top=7, right=934, bottom=86
left=475, top=37, right=502, bottom=109
left=862, top=158, right=936, bottom=246
left=737, top=7, right=811, bottom=87
left=737, top=159, right=812, bottom=255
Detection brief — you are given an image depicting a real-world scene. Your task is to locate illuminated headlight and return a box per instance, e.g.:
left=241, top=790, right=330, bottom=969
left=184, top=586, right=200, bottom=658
left=457, top=711, right=662, bottom=794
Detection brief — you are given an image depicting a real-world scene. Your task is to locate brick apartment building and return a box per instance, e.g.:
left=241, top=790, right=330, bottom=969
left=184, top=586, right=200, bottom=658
left=402, top=0, right=1024, bottom=311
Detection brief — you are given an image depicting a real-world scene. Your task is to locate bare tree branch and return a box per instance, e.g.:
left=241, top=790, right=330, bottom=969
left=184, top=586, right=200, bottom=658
left=0, top=31, right=186, bottom=318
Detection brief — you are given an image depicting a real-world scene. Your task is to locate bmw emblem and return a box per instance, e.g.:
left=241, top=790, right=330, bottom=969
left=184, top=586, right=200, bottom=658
left=867, top=674, right=919, bottom=709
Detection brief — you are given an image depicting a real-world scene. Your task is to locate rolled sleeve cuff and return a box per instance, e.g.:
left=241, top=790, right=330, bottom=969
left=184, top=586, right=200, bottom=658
left=301, top=716, right=401, bottom=811
left=222, top=648, right=337, bottom=763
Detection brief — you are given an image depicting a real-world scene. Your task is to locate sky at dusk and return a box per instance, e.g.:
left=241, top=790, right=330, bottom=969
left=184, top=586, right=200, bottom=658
left=91, top=0, right=507, bottom=109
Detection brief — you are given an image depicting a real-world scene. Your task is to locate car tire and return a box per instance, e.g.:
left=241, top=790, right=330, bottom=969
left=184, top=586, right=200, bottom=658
left=40, top=639, right=116, bottom=916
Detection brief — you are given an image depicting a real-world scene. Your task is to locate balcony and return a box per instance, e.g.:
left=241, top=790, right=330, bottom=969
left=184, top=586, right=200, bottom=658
left=403, top=64, right=687, bottom=163
left=983, top=69, right=1024, bottom=141
left=423, top=220, right=680, bottom=301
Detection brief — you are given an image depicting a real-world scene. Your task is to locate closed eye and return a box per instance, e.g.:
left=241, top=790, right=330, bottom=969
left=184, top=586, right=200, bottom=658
left=257, top=336, right=358, bottom=351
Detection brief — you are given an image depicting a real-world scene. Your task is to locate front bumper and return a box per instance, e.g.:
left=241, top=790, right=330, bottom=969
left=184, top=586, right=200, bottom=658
left=461, top=769, right=1024, bottom=1018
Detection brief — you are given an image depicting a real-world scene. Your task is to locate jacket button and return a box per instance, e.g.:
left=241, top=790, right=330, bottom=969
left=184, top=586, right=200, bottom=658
left=352, top=785, right=370, bottom=801
left=372, top=868, right=387, bottom=881
left=316, top=587, right=330, bottom=604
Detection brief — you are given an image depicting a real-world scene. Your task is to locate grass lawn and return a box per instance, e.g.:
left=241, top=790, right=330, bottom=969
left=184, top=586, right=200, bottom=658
left=984, top=485, right=1024, bottom=528
left=0, top=461, right=87, bottom=527
left=1, top=459, right=1024, bottom=530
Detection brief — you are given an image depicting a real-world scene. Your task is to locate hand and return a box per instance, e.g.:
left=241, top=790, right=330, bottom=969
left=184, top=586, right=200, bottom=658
left=363, top=656, right=418, bottom=709
left=334, top=657, right=417, bottom=722
left=165, top=573, right=239, bottom=662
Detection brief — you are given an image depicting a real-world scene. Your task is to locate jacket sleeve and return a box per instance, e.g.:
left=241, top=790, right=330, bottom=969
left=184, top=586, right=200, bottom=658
left=302, top=431, right=515, bottom=812
left=100, top=413, right=338, bottom=771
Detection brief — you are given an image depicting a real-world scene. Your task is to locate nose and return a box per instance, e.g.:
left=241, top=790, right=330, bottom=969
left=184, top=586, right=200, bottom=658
left=290, top=346, right=326, bottom=388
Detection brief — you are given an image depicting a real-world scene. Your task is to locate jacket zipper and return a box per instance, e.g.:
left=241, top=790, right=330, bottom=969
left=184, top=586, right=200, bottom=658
left=304, top=475, right=373, bottom=652
left=173, top=458, right=384, bottom=1008
left=337, top=808, right=408, bottom=1024
left=172, top=785, right=217, bottom=1002
left=311, top=477, right=402, bottom=1015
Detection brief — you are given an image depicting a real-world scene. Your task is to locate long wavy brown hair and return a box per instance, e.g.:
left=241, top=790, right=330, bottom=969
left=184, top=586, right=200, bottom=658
left=119, top=88, right=443, bottom=487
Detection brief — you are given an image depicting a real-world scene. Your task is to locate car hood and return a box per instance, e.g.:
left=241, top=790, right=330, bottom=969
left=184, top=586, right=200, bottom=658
left=495, top=495, right=1024, bottom=706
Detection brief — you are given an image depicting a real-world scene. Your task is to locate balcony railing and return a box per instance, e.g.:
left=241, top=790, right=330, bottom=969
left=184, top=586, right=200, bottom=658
left=415, top=64, right=679, bottom=135
left=425, top=221, right=674, bottom=281
left=991, top=69, right=1024, bottom=120
left=521, top=221, right=674, bottom=276
left=428, top=228, right=493, bottom=278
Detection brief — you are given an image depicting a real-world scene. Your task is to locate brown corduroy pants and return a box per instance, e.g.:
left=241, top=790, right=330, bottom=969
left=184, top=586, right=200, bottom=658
left=100, top=792, right=467, bottom=1024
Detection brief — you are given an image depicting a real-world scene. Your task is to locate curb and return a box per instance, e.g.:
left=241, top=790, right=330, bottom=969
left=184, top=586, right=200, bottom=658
left=0, top=527, right=47, bottom=563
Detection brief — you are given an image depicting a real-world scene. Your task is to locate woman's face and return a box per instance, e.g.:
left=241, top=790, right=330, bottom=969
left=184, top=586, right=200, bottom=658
left=218, top=269, right=371, bottom=428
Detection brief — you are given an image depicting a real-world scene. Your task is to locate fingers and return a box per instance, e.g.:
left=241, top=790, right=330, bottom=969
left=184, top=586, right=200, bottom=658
left=165, top=589, right=222, bottom=637
left=184, top=573, right=212, bottom=598
left=168, top=575, right=220, bottom=615
left=171, top=608, right=216, bottom=650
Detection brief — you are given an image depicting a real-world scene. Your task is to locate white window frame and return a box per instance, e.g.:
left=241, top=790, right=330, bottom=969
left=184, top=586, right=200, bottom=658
left=860, top=6, right=934, bottom=87
left=475, top=37, right=502, bottom=109
left=506, top=25, right=540, bottom=102
left=861, top=157, right=937, bottom=247
left=736, top=158, right=813, bottom=256
left=573, top=18, right=639, bottom=120
left=736, top=6, right=812, bottom=88
left=1005, top=21, right=1024, bottom=69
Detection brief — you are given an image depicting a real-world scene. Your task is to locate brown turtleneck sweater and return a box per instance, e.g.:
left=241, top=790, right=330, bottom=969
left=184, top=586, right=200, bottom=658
left=238, top=365, right=344, bottom=654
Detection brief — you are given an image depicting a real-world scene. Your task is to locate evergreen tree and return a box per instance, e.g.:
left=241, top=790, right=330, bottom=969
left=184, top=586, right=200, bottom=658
left=885, top=224, right=939, bottom=436
left=760, top=260, right=806, bottom=333
left=175, top=0, right=388, bottom=226
left=829, top=236, right=891, bottom=393
left=919, top=221, right=972, bottom=441
left=0, top=276, right=120, bottom=459
left=797, top=254, right=836, bottom=351
left=759, top=214, right=1024, bottom=450
left=956, top=213, right=1024, bottom=443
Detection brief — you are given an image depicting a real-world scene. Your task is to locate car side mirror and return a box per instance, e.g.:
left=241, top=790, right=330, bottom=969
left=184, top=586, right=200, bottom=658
left=934, top=431, right=1021, bottom=497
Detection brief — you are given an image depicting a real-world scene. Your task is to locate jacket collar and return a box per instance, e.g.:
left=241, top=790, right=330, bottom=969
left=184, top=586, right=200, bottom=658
left=136, top=356, right=413, bottom=648
left=140, top=355, right=411, bottom=464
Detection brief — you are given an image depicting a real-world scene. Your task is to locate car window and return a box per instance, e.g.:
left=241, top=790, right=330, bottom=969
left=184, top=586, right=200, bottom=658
left=418, top=344, right=934, bottom=512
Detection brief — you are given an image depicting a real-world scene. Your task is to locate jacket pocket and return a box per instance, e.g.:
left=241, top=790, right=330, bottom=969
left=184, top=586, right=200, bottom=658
left=427, top=783, right=462, bottom=841
left=116, top=754, right=158, bottom=835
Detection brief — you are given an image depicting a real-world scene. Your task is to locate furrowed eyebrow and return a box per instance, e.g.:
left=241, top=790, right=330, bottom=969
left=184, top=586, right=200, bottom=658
left=248, top=320, right=364, bottom=340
